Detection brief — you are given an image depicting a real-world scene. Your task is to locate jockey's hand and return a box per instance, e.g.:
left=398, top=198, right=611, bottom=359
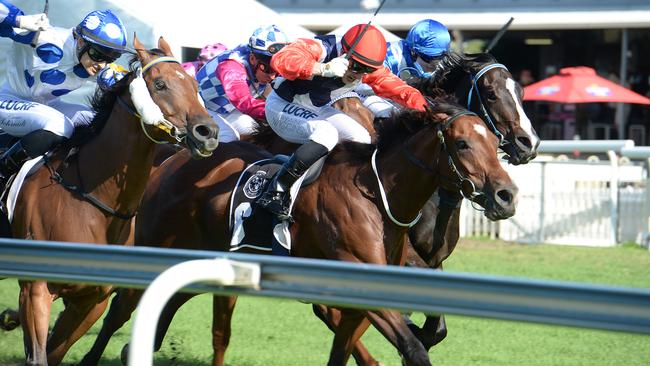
left=17, top=13, right=50, bottom=32
left=313, top=56, right=349, bottom=78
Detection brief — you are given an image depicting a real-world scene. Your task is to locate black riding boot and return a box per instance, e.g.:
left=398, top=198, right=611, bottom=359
left=257, top=141, right=329, bottom=220
left=0, top=141, right=31, bottom=187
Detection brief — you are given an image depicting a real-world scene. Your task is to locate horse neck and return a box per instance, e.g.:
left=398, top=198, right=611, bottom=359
left=77, top=104, right=156, bottom=217
left=373, top=127, right=442, bottom=225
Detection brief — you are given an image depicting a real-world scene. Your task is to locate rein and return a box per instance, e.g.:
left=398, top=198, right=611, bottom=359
left=467, top=63, right=507, bottom=145
left=50, top=55, right=182, bottom=221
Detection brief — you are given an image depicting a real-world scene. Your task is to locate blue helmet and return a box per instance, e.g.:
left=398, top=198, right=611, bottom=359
left=248, top=25, right=289, bottom=57
left=75, top=10, right=127, bottom=61
left=405, top=19, right=451, bottom=59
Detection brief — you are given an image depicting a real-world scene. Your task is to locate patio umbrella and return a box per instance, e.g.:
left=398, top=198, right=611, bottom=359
left=523, top=66, right=650, bottom=105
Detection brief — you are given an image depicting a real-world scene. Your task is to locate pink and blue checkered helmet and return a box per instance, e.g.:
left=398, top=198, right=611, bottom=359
left=75, top=10, right=127, bottom=61
left=248, top=25, right=289, bottom=57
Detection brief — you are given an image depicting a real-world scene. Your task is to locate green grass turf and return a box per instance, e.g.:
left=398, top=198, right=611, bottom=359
left=1, top=239, right=649, bottom=365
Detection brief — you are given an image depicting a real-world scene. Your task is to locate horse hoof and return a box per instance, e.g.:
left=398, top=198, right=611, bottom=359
left=120, top=343, right=129, bottom=365
left=0, top=308, right=20, bottom=331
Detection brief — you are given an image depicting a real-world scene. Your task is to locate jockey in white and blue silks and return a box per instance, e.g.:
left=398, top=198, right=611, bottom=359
left=358, top=19, right=452, bottom=118
left=196, top=25, right=289, bottom=142
left=0, top=0, right=128, bottom=185
left=257, top=24, right=427, bottom=220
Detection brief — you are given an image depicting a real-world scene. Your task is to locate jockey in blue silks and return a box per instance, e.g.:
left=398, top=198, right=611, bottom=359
left=0, top=1, right=128, bottom=186
left=360, top=19, right=452, bottom=118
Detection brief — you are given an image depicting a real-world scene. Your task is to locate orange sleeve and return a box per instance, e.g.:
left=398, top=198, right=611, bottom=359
left=363, top=67, right=427, bottom=111
left=270, top=38, right=324, bottom=81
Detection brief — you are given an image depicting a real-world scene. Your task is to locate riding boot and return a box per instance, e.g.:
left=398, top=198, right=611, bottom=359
left=0, top=141, right=31, bottom=188
left=257, top=141, right=329, bottom=220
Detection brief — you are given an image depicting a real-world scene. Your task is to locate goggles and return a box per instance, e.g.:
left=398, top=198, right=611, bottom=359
left=87, top=46, right=119, bottom=63
left=416, top=52, right=441, bottom=64
left=267, top=43, right=287, bottom=55
left=349, top=59, right=378, bottom=75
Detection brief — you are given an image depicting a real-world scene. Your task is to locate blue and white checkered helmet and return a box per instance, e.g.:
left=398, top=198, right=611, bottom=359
left=75, top=10, right=127, bottom=60
left=248, top=25, right=290, bottom=57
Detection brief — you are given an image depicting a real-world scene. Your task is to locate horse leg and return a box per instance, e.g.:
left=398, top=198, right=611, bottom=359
left=79, top=288, right=143, bottom=366
left=46, top=288, right=112, bottom=365
left=312, top=304, right=381, bottom=366
left=0, top=307, right=20, bottom=330
left=416, top=314, right=447, bottom=350
left=327, top=308, right=372, bottom=366
left=19, top=280, right=52, bottom=366
left=364, top=309, right=431, bottom=366
left=211, top=295, right=238, bottom=366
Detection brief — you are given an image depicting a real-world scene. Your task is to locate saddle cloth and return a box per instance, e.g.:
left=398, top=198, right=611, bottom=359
left=228, top=156, right=306, bottom=255
left=6, top=156, right=44, bottom=222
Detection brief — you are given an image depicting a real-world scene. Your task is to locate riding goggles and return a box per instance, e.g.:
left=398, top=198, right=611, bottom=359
left=87, top=45, right=119, bottom=63
left=267, top=42, right=288, bottom=55
left=415, top=52, right=441, bottom=64
left=349, top=59, right=379, bottom=75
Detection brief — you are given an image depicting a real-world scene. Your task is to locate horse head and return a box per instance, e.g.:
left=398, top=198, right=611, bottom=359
left=427, top=101, right=518, bottom=220
left=465, top=57, right=540, bottom=165
left=132, top=35, right=219, bottom=158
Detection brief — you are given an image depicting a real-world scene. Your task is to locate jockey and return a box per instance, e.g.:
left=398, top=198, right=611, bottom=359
left=0, top=1, right=128, bottom=186
left=181, top=42, right=227, bottom=78
left=257, top=23, right=427, bottom=220
left=360, top=19, right=452, bottom=117
left=196, top=25, right=289, bottom=142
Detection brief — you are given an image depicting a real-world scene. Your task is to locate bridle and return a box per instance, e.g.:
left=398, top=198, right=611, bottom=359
left=466, top=63, right=508, bottom=146
left=116, top=56, right=187, bottom=145
left=372, top=108, right=487, bottom=227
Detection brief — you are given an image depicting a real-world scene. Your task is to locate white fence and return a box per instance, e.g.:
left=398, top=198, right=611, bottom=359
left=461, top=141, right=650, bottom=246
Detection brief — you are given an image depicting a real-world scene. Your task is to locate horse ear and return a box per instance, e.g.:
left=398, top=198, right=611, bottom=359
left=133, top=33, right=150, bottom=63
left=157, top=37, right=173, bottom=57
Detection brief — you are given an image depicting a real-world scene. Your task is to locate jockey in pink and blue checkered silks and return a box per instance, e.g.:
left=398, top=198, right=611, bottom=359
left=0, top=1, right=128, bottom=187
left=195, top=25, right=289, bottom=142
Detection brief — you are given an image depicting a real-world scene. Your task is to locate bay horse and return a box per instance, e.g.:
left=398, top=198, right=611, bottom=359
left=5, top=35, right=219, bottom=366
left=80, top=99, right=517, bottom=366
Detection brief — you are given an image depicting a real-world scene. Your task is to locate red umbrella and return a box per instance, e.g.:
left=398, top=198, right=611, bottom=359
left=523, top=66, right=650, bottom=105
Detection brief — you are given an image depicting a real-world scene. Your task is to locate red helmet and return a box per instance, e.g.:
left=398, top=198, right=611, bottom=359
left=341, top=24, right=387, bottom=68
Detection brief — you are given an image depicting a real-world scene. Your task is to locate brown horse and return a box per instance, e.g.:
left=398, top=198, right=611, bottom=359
left=80, top=99, right=517, bottom=366
left=6, top=36, right=219, bottom=366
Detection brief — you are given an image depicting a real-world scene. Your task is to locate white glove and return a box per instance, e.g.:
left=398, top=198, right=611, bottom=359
left=17, top=13, right=50, bottom=32
left=313, top=56, right=349, bottom=78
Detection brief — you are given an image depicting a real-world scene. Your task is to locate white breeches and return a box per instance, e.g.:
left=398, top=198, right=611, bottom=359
left=0, top=91, right=92, bottom=138
left=208, top=109, right=257, bottom=143
left=264, top=91, right=371, bottom=151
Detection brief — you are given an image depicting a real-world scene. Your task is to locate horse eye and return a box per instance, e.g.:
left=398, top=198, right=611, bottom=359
left=456, top=140, right=469, bottom=150
left=486, top=91, right=497, bottom=101
left=153, top=79, right=166, bottom=90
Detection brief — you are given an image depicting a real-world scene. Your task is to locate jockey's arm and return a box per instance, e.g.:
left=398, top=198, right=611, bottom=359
left=363, top=67, right=427, bottom=111
left=216, top=59, right=265, bottom=120
left=270, top=38, right=324, bottom=80
left=0, top=0, right=37, bottom=44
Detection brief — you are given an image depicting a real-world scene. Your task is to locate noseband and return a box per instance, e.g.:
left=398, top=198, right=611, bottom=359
left=467, top=63, right=508, bottom=146
left=117, top=56, right=187, bottom=145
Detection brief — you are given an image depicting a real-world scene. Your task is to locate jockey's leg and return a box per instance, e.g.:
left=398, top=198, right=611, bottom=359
left=0, top=130, right=65, bottom=184
left=362, top=95, right=398, bottom=119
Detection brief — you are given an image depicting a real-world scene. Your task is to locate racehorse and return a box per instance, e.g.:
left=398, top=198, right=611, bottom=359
left=80, top=98, right=518, bottom=366
left=5, top=35, right=219, bottom=366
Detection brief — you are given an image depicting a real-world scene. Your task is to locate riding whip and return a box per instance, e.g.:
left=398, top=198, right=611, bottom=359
left=30, top=0, right=49, bottom=48
left=345, top=0, right=388, bottom=60
left=485, top=17, right=514, bottom=53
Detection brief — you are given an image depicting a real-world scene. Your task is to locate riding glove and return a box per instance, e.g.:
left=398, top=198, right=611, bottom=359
left=17, top=13, right=50, bottom=32
left=313, top=56, right=349, bottom=78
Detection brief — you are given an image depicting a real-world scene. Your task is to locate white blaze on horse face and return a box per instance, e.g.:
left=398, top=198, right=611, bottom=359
left=505, top=78, right=539, bottom=146
left=176, top=70, right=186, bottom=79
left=473, top=122, right=488, bottom=138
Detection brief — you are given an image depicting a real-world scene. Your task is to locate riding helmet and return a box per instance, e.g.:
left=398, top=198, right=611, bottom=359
left=248, top=25, right=290, bottom=57
left=406, top=19, right=451, bottom=58
left=75, top=10, right=128, bottom=60
left=341, top=24, right=387, bottom=68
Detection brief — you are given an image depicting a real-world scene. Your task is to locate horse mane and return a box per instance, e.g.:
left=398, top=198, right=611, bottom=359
left=332, top=95, right=466, bottom=165
left=412, top=51, right=498, bottom=97
left=66, top=49, right=168, bottom=147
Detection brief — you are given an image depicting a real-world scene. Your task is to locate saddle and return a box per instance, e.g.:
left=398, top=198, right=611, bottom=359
left=228, top=155, right=325, bottom=255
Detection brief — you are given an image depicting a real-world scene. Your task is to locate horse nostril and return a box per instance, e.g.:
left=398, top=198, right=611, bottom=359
left=516, top=136, right=533, bottom=151
left=496, top=186, right=518, bottom=206
left=193, top=124, right=214, bottom=139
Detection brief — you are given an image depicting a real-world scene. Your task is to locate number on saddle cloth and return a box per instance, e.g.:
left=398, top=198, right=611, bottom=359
left=228, top=155, right=326, bottom=255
